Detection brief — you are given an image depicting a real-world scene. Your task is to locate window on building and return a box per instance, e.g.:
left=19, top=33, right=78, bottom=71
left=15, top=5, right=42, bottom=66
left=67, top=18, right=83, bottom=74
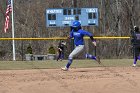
left=68, top=9, right=71, bottom=15
left=88, top=13, right=96, bottom=19
left=63, top=9, right=67, bottom=15
left=48, top=14, right=56, bottom=20
left=73, top=9, right=76, bottom=15
left=93, top=13, right=96, bottom=19
left=88, top=13, right=92, bottom=19
left=73, top=9, right=81, bottom=15
left=77, top=9, right=81, bottom=15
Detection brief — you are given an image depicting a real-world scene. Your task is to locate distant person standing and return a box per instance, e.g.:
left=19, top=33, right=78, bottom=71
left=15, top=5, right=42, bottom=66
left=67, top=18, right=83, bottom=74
left=61, top=21, right=101, bottom=71
left=57, top=41, right=66, bottom=61
left=131, top=26, right=140, bottom=67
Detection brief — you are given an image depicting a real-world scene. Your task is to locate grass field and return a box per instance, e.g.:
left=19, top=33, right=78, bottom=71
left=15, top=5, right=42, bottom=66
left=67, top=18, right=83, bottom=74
left=0, top=59, right=138, bottom=70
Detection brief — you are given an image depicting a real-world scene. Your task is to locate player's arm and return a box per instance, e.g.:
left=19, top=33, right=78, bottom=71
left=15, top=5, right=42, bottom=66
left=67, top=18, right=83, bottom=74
left=82, top=30, right=96, bottom=46
left=68, top=29, right=74, bottom=39
left=90, top=36, right=96, bottom=46
left=130, top=30, right=136, bottom=46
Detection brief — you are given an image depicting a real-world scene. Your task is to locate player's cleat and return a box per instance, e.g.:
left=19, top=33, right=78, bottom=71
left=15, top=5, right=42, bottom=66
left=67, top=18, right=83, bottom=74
left=96, top=56, right=101, bottom=64
left=132, top=64, right=136, bottom=67
left=61, top=66, right=68, bottom=71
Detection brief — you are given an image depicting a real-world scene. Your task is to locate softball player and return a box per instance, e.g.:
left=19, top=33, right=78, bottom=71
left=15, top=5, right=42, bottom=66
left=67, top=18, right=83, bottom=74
left=61, top=21, right=100, bottom=71
left=57, top=41, right=65, bottom=61
left=131, top=26, right=140, bottom=67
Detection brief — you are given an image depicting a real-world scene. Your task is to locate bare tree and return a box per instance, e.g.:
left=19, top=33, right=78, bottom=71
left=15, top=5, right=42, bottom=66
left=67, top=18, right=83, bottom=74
left=0, top=0, right=139, bottom=60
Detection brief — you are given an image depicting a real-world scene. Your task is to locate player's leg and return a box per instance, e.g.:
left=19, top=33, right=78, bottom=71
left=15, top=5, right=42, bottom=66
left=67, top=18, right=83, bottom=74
left=137, top=47, right=140, bottom=60
left=61, top=45, right=84, bottom=71
left=60, top=52, right=64, bottom=61
left=59, top=52, right=62, bottom=61
left=86, top=54, right=101, bottom=64
left=133, top=47, right=138, bottom=67
left=133, top=47, right=140, bottom=66
left=133, top=57, right=137, bottom=67
left=57, top=51, right=61, bottom=61
left=86, top=54, right=96, bottom=59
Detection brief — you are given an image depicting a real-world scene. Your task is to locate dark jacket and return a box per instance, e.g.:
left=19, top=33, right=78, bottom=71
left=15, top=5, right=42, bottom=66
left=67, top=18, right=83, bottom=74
left=58, top=42, right=64, bottom=52
left=131, top=31, right=140, bottom=46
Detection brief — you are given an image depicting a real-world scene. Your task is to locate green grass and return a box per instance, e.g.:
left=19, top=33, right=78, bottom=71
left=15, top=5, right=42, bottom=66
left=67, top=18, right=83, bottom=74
left=0, top=59, right=138, bottom=70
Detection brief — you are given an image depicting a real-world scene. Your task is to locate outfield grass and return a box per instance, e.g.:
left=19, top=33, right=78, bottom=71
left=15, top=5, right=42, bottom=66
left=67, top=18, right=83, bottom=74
left=0, top=59, right=138, bottom=70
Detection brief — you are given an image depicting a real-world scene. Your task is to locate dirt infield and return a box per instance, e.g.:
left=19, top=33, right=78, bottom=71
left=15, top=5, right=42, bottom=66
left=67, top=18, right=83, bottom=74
left=0, top=67, right=140, bottom=93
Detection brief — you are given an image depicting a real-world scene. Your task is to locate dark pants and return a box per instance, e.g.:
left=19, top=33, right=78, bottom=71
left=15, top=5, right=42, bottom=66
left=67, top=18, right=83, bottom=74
left=57, top=51, right=64, bottom=61
left=133, top=45, right=140, bottom=64
left=134, top=46, right=140, bottom=58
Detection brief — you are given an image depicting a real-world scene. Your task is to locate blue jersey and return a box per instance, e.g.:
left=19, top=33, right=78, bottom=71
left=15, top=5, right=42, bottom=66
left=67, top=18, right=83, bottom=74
left=70, top=29, right=93, bottom=46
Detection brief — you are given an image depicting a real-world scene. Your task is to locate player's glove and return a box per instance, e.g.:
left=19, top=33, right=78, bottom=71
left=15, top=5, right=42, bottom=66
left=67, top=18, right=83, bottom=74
left=92, top=41, right=96, bottom=46
left=58, top=48, right=62, bottom=51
